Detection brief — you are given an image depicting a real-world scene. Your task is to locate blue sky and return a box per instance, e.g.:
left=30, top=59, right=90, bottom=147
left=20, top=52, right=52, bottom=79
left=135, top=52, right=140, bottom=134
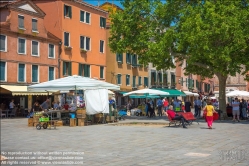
left=83, top=0, right=123, bottom=8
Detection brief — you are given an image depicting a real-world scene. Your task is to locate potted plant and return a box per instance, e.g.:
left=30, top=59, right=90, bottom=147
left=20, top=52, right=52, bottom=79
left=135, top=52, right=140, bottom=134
left=64, top=46, right=72, bottom=50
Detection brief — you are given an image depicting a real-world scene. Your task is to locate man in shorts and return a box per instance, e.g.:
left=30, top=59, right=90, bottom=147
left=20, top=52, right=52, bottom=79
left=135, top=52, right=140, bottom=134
left=232, top=98, right=240, bottom=122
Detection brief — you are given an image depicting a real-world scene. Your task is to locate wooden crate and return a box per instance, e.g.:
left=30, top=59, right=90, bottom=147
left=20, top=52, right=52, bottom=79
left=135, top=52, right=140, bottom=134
left=76, top=114, right=85, bottom=118
left=77, top=118, right=85, bottom=126
left=76, top=109, right=86, bottom=114
left=69, top=118, right=76, bottom=127
left=56, top=120, right=63, bottom=127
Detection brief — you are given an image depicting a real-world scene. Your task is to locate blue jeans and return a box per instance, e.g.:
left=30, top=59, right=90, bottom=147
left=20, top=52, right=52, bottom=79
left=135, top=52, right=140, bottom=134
left=242, top=108, right=247, bottom=118
left=194, top=105, right=200, bottom=117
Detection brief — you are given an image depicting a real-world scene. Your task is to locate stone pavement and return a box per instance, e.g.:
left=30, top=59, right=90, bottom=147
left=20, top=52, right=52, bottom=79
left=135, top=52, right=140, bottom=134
left=1, top=117, right=249, bottom=166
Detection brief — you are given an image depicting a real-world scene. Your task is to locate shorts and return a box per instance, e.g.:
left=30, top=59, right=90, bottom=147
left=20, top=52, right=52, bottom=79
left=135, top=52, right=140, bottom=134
left=232, top=110, right=240, bottom=116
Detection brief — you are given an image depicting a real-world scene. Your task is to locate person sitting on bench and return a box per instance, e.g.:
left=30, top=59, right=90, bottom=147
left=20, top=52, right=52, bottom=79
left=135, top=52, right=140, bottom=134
left=166, top=105, right=188, bottom=128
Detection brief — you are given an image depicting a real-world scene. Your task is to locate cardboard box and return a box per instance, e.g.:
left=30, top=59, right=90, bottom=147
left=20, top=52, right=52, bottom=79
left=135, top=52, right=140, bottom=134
left=28, top=122, right=33, bottom=127
left=28, top=118, right=33, bottom=123
left=70, top=118, right=76, bottom=127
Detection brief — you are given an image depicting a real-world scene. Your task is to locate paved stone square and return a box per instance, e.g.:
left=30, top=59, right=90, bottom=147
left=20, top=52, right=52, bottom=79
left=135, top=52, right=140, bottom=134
left=1, top=117, right=249, bottom=166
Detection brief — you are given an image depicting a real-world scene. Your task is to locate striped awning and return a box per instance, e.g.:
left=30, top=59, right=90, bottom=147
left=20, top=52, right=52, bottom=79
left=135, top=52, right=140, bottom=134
left=0, top=85, right=55, bottom=96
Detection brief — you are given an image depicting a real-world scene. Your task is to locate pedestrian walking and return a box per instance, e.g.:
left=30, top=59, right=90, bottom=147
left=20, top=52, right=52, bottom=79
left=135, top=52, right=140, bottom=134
left=157, top=98, right=163, bottom=116
left=203, top=100, right=217, bottom=129
left=232, top=98, right=240, bottom=122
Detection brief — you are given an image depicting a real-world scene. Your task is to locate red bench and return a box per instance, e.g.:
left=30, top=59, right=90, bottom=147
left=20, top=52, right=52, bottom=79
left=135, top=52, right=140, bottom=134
left=177, top=112, right=199, bottom=125
left=166, top=114, right=182, bottom=127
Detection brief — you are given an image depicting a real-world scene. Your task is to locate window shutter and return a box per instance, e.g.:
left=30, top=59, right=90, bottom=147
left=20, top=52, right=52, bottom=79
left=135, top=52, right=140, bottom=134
left=78, top=64, right=82, bottom=76
left=18, top=64, right=25, bottom=82
left=32, top=65, right=38, bottom=82
left=49, top=67, right=54, bottom=81
left=0, top=35, right=5, bottom=51
left=64, top=5, right=66, bottom=17
left=68, top=6, right=72, bottom=18
left=103, top=18, right=106, bottom=28
left=0, top=62, right=5, bottom=81
left=68, top=62, right=72, bottom=76
left=86, top=12, right=90, bottom=23
left=80, top=36, right=84, bottom=49
left=80, top=11, right=84, bottom=22
left=100, top=66, right=104, bottom=78
left=63, top=61, right=66, bottom=75
left=86, top=37, right=90, bottom=50
left=100, top=17, right=102, bottom=27
left=64, top=32, right=68, bottom=46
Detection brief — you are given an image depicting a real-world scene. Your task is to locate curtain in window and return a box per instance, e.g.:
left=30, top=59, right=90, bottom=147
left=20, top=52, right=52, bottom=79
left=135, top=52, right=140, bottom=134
left=86, top=12, right=90, bottom=23
left=49, top=44, right=54, bottom=58
left=18, top=64, right=25, bottom=82
left=80, top=11, right=84, bottom=22
left=80, top=36, right=84, bottom=49
left=18, top=15, right=24, bottom=28
left=0, top=35, right=6, bottom=51
left=18, top=39, right=25, bottom=53
left=32, top=65, right=38, bottom=82
left=49, top=67, right=54, bottom=81
left=32, top=41, right=38, bottom=55
left=0, top=62, right=5, bottom=81
left=32, top=19, right=37, bottom=31
left=86, top=37, right=90, bottom=50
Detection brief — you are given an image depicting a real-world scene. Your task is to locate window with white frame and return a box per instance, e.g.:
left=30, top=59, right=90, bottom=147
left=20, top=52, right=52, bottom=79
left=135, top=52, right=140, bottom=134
left=32, top=65, right=39, bottom=83
left=18, top=38, right=26, bottom=54
left=64, top=32, right=70, bottom=47
left=80, top=10, right=90, bottom=24
left=32, top=18, right=38, bottom=31
left=100, top=17, right=106, bottom=28
left=0, top=61, right=6, bottom=81
left=0, top=35, right=7, bottom=52
left=18, top=15, right=24, bottom=29
left=48, top=44, right=55, bottom=58
left=80, top=36, right=90, bottom=50
left=18, top=63, right=25, bottom=82
left=64, top=5, right=72, bottom=18
left=100, top=40, right=104, bottom=53
left=31, top=40, right=39, bottom=56
left=48, top=67, right=54, bottom=81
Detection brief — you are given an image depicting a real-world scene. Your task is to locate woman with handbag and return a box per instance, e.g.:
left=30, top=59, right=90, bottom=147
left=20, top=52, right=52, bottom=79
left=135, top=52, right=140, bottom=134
left=203, top=100, right=218, bottom=129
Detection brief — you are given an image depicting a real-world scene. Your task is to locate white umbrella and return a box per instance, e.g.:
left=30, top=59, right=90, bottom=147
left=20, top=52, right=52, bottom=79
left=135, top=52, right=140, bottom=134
left=123, top=89, right=169, bottom=97
left=28, top=75, right=120, bottom=91
left=183, top=91, right=195, bottom=96
left=226, top=90, right=249, bottom=97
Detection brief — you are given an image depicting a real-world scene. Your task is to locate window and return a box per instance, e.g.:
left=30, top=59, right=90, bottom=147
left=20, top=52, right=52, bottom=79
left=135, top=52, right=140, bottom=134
left=132, top=54, right=137, bottom=66
left=64, top=32, right=70, bottom=46
left=171, top=74, right=175, bottom=86
left=64, top=5, right=72, bottom=18
left=132, top=76, right=136, bottom=88
left=138, top=76, right=142, bottom=86
left=63, top=61, right=71, bottom=76
left=126, top=75, right=130, bottom=86
left=80, top=36, right=90, bottom=50
left=100, top=66, right=104, bottom=79
left=48, top=67, right=54, bottom=81
left=116, top=53, right=123, bottom=63
left=0, top=35, right=7, bottom=52
left=164, top=73, right=168, bottom=84
left=48, top=44, right=55, bottom=58
left=100, top=17, right=106, bottom=28
left=18, top=38, right=26, bottom=54
left=31, top=41, right=39, bottom=56
left=32, top=19, right=37, bottom=31
left=18, top=64, right=25, bottom=82
left=0, top=61, right=6, bottom=81
left=144, top=77, right=148, bottom=87
left=158, top=73, right=162, bottom=83
left=117, top=74, right=121, bottom=85
left=83, top=64, right=90, bottom=77
left=18, top=15, right=24, bottom=29
left=100, top=40, right=104, bottom=53
left=196, top=80, right=199, bottom=89
left=32, top=65, right=38, bottom=83
left=80, top=10, right=90, bottom=24
left=78, top=64, right=90, bottom=77
left=192, top=79, right=195, bottom=87
left=126, top=53, right=131, bottom=64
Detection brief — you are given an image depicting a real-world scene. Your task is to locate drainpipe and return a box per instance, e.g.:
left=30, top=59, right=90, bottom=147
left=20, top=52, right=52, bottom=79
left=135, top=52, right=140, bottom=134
left=58, top=41, right=62, bottom=78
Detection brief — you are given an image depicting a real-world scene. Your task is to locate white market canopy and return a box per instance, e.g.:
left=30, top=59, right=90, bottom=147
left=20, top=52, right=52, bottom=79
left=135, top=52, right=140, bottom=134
left=226, top=90, right=249, bottom=97
left=123, top=89, right=170, bottom=97
left=28, top=75, right=120, bottom=91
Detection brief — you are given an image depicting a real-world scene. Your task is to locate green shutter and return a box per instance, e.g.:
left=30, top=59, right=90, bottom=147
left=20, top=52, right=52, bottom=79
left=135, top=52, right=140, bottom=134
left=103, top=18, right=106, bottom=28
left=100, top=66, right=104, bottom=78
left=69, top=6, right=72, bottom=18
left=63, top=61, right=66, bottom=76
left=86, top=12, right=90, bottom=23
left=100, top=17, right=102, bottom=27
left=0, top=62, right=5, bottom=81
left=49, top=67, right=54, bottom=81
left=64, top=5, right=66, bottom=17
left=78, top=64, right=82, bottom=76
left=68, top=62, right=72, bottom=76
left=18, top=64, right=25, bottom=82
left=32, top=65, right=38, bottom=82
left=80, top=11, right=84, bottom=22
left=192, top=80, right=194, bottom=87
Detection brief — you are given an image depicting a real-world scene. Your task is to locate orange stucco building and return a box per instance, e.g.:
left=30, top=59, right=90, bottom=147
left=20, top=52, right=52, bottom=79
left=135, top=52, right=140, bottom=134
left=34, top=0, right=108, bottom=80
left=0, top=0, right=60, bottom=109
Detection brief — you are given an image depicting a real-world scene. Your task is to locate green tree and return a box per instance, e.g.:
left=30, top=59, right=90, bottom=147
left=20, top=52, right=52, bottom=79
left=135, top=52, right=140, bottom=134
left=109, top=0, right=249, bottom=118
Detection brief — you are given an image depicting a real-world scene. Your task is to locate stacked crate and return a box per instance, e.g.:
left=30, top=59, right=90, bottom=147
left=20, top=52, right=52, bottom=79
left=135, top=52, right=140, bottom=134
left=76, top=109, right=86, bottom=126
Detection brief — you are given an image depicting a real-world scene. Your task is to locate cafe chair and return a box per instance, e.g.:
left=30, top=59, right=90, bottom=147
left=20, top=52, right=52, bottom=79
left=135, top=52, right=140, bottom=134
left=8, top=108, right=17, bottom=118
left=0, top=109, right=6, bottom=118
